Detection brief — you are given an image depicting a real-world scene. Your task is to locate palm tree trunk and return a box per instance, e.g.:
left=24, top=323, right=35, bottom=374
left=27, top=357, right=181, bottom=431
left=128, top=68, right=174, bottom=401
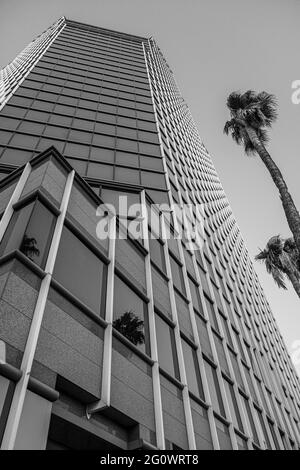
left=245, top=125, right=300, bottom=255
left=286, top=271, right=300, bottom=298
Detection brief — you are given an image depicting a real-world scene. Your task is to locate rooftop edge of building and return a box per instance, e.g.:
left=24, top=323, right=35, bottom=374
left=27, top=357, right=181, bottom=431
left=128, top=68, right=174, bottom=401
left=63, top=17, right=150, bottom=43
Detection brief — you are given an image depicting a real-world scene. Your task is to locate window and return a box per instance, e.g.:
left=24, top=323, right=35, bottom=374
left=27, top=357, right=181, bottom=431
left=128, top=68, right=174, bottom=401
left=204, top=293, right=219, bottom=332
left=195, top=314, right=213, bottom=359
left=116, top=137, right=138, bottom=153
left=223, top=379, right=243, bottom=431
left=0, top=116, right=20, bottom=130
left=139, top=142, right=160, bottom=156
left=141, top=172, right=166, bottom=189
left=219, top=313, right=234, bottom=348
left=140, top=156, right=163, bottom=171
left=240, top=394, right=259, bottom=444
left=10, top=133, right=39, bottom=149
left=90, top=147, right=114, bottom=163
left=155, top=314, right=179, bottom=379
left=198, top=264, right=210, bottom=295
left=64, top=142, right=89, bottom=159
left=149, top=236, right=166, bottom=273
left=44, top=125, right=69, bottom=139
left=204, top=255, right=215, bottom=283
left=188, top=277, right=203, bottom=314
left=204, top=360, right=225, bottom=417
left=268, top=419, right=280, bottom=450
left=0, top=200, right=56, bottom=268
left=115, top=151, right=139, bottom=167
left=53, top=227, right=107, bottom=316
left=1, top=148, right=33, bottom=165
left=182, top=339, right=204, bottom=400
left=92, top=134, right=115, bottom=148
left=18, top=121, right=45, bottom=135
left=95, top=122, right=116, bottom=135
left=115, top=166, right=140, bottom=185
left=215, top=418, right=232, bottom=450
left=170, top=255, right=186, bottom=296
left=69, top=129, right=92, bottom=143
left=213, top=333, right=229, bottom=375
left=100, top=187, right=141, bottom=217
left=236, top=433, right=247, bottom=450
left=255, top=408, right=272, bottom=449
left=113, top=275, right=149, bottom=354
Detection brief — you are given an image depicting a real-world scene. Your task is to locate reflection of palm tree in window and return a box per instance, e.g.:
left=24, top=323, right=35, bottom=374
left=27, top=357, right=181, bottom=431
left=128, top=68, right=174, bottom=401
left=113, top=311, right=145, bottom=346
left=20, top=234, right=40, bottom=261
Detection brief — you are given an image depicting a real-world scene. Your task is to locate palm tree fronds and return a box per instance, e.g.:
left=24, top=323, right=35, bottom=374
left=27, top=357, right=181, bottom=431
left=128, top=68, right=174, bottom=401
left=227, top=90, right=277, bottom=140
left=255, top=235, right=300, bottom=291
left=269, top=265, right=287, bottom=289
left=113, top=310, right=145, bottom=345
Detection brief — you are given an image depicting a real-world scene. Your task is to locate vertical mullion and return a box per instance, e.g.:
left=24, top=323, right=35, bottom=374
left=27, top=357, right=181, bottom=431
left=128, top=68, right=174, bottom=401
left=86, top=212, right=116, bottom=415
left=140, top=190, right=165, bottom=450
left=161, top=215, right=196, bottom=449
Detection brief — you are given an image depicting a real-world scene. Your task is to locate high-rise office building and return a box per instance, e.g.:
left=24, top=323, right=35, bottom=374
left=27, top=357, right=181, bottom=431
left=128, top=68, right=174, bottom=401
left=0, top=17, right=299, bottom=450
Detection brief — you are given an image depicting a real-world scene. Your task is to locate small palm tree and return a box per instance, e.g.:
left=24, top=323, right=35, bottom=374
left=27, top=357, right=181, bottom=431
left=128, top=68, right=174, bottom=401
left=224, top=90, right=300, bottom=255
left=113, top=311, right=145, bottom=346
left=20, top=234, right=40, bottom=261
left=255, top=235, right=300, bottom=298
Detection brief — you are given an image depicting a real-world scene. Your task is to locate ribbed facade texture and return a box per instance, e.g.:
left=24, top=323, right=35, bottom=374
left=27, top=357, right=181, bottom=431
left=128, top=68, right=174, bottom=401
left=0, top=17, right=299, bottom=450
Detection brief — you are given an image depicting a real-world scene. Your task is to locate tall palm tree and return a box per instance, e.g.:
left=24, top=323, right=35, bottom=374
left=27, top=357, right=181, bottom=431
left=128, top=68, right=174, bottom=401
left=113, top=311, right=145, bottom=346
left=255, top=235, right=300, bottom=298
left=224, top=90, right=300, bottom=255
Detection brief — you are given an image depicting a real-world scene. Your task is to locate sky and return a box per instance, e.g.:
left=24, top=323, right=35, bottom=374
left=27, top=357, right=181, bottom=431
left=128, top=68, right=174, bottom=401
left=1, top=0, right=300, bottom=374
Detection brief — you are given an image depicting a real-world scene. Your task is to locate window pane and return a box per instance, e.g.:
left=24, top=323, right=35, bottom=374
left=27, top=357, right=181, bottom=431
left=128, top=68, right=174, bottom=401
left=240, top=394, right=259, bottom=444
left=189, top=278, right=202, bottom=314
left=141, top=171, right=166, bottom=189
left=114, top=166, right=140, bottom=185
left=101, top=187, right=140, bottom=216
left=149, top=236, right=166, bottom=273
left=53, top=227, right=107, bottom=316
left=44, top=125, right=69, bottom=139
left=195, top=314, right=213, bottom=359
left=65, top=142, right=89, bottom=159
left=10, top=133, right=39, bottom=148
left=170, top=255, right=186, bottom=295
left=20, top=201, right=56, bottom=267
left=215, top=418, right=232, bottom=450
left=182, top=339, right=204, bottom=400
left=87, top=163, right=114, bottom=180
left=1, top=148, right=33, bottom=165
left=69, top=129, right=92, bottom=143
left=140, top=156, right=163, bottom=171
left=224, top=379, right=243, bottom=431
left=0, top=203, right=34, bottom=256
left=204, top=293, right=219, bottom=332
left=115, top=151, right=139, bottom=167
left=0, top=201, right=55, bottom=268
left=90, top=147, right=115, bottom=163
left=113, top=275, right=149, bottom=354
left=204, top=360, right=225, bottom=417
left=155, top=314, right=179, bottom=379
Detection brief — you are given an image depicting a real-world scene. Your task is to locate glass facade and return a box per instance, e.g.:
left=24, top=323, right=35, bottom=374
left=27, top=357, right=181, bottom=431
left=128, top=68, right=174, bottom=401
left=0, top=17, right=299, bottom=450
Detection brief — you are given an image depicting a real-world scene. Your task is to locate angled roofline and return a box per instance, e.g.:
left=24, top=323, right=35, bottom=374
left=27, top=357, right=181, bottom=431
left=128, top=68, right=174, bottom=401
left=63, top=17, right=149, bottom=42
